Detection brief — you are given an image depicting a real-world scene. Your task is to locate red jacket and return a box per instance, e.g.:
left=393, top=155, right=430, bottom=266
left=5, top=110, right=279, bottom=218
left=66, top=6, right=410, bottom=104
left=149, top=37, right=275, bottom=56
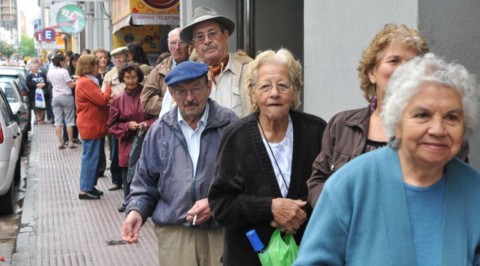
left=75, top=75, right=112, bottom=140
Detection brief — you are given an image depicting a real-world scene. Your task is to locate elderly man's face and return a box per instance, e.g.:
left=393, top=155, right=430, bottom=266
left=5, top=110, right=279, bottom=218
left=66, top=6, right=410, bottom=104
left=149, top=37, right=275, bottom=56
left=395, top=83, right=464, bottom=171
left=192, top=21, right=229, bottom=66
left=113, top=53, right=128, bottom=69
left=169, top=77, right=211, bottom=128
left=168, top=29, right=189, bottom=63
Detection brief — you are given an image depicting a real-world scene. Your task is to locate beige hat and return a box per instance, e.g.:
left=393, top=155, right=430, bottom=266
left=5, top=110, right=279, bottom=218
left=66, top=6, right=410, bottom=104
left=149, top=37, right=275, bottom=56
left=110, top=47, right=128, bottom=56
left=180, top=6, right=235, bottom=43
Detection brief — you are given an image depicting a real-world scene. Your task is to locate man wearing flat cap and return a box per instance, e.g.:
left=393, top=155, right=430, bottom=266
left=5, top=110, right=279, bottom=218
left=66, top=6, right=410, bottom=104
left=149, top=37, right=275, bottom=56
left=121, top=61, right=238, bottom=266
left=159, top=6, right=253, bottom=119
left=101, top=46, right=129, bottom=193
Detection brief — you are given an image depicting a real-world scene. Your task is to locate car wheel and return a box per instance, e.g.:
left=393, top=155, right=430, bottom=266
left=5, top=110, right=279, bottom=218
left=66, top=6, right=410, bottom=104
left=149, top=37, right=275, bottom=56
left=0, top=179, right=14, bottom=215
left=14, top=155, right=21, bottom=183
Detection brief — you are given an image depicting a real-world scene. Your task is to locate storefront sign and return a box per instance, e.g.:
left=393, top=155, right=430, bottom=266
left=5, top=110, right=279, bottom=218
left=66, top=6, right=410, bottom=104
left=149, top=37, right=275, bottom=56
left=131, top=13, right=179, bottom=25
left=56, top=5, right=86, bottom=34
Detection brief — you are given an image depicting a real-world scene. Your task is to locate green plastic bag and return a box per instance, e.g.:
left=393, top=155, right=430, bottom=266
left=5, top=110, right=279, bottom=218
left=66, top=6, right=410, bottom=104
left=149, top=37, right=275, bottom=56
left=258, top=229, right=299, bottom=266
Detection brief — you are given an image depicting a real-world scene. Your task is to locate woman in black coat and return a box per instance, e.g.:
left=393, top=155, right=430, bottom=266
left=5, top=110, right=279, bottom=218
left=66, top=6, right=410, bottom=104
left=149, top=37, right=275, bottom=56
left=208, top=48, right=327, bottom=266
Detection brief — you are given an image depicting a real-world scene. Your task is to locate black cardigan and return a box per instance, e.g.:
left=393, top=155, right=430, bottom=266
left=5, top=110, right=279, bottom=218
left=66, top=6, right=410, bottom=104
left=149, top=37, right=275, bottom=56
left=208, top=110, right=327, bottom=266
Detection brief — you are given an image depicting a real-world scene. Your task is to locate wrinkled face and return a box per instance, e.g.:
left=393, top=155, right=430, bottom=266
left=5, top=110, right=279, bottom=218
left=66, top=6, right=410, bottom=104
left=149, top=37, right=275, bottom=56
left=368, top=44, right=417, bottom=103
left=112, top=53, right=128, bottom=69
left=396, top=83, right=464, bottom=169
left=95, top=52, right=108, bottom=69
left=168, top=30, right=189, bottom=63
left=192, top=21, right=229, bottom=66
left=253, top=63, right=294, bottom=122
left=169, top=77, right=211, bottom=125
left=123, top=70, right=139, bottom=91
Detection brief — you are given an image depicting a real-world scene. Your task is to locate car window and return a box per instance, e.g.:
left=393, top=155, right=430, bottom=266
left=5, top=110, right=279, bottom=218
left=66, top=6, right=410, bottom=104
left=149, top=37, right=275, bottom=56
left=0, top=91, right=14, bottom=126
left=0, top=82, right=19, bottom=103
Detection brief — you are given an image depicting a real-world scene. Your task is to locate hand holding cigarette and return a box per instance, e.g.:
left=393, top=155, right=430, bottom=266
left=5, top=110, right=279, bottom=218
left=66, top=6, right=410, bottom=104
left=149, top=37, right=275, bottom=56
left=187, top=198, right=211, bottom=226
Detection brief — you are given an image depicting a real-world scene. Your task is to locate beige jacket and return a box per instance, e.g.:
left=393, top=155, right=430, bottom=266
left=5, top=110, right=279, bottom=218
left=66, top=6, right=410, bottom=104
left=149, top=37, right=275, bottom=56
left=140, top=56, right=174, bottom=116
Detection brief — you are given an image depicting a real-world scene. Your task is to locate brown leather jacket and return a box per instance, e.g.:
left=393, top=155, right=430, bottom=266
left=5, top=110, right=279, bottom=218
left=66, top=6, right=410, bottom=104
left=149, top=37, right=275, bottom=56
left=306, top=106, right=469, bottom=207
left=139, top=56, right=174, bottom=116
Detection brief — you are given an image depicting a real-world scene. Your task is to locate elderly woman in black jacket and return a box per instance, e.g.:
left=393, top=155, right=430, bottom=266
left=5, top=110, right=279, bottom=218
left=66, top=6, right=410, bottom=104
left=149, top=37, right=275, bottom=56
left=208, top=48, right=327, bottom=266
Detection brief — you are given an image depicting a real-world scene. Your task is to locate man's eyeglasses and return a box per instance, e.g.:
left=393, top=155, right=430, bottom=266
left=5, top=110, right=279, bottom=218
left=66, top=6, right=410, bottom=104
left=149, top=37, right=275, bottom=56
left=255, top=82, right=293, bottom=93
left=168, top=41, right=187, bottom=47
left=172, top=87, right=204, bottom=98
left=192, top=30, right=221, bottom=44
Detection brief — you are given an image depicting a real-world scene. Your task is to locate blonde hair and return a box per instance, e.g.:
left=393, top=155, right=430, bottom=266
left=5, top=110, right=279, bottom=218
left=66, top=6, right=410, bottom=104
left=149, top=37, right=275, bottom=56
left=358, top=24, right=429, bottom=101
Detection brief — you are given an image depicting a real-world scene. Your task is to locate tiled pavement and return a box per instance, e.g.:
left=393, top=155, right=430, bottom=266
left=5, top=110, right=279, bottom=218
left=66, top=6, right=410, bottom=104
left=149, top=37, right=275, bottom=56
left=12, top=123, right=158, bottom=266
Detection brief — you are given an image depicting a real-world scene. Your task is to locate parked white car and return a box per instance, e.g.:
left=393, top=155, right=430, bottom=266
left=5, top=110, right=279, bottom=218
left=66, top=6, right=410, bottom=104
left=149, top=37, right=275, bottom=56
left=0, top=87, right=22, bottom=215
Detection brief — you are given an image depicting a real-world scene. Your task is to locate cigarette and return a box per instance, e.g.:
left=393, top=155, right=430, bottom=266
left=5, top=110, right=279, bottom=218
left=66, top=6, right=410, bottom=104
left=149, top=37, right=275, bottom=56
left=192, top=215, right=197, bottom=226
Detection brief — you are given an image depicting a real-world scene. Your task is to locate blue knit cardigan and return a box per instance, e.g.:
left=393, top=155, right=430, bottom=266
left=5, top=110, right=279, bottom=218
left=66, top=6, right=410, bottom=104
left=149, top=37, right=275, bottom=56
left=294, top=147, right=480, bottom=266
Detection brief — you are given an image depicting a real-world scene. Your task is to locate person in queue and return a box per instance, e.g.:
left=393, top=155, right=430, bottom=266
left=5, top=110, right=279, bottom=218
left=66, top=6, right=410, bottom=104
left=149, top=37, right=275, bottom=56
left=294, top=53, right=480, bottom=265
left=93, top=48, right=111, bottom=87
left=47, top=54, right=77, bottom=149
left=159, top=6, right=253, bottom=118
left=121, top=61, right=238, bottom=266
left=102, top=47, right=129, bottom=192
left=208, top=48, right=327, bottom=266
left=92, top=47, right=112, bottom=178
left=75, top=55, right=112, bottom=200
left=107, top=63, right=156, bottom=212
left=127, top=42, right=153, bottom=79
left=140, top=27, right=190, bottom=116
left=307, top=24, right=432, bottom=206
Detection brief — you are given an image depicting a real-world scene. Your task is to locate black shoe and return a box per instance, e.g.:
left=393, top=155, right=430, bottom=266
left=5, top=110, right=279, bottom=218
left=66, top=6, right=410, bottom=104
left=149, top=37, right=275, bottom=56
left=79, top=192, right=100, bottom=200
left=118, top=203, right=126, bottom=212
left=91, top=187, right=104, bottom=196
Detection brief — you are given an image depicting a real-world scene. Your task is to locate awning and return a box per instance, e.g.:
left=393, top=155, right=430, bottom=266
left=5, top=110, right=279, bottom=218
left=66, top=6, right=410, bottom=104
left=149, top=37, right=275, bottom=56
left=112, top=15, right=131, bottom=33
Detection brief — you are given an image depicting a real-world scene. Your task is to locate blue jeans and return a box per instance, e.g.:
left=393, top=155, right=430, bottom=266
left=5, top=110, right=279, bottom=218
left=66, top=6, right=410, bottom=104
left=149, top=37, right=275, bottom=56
left=109, top=135, right=122, bottom=186
left=79, top=139, right=101, bottom=192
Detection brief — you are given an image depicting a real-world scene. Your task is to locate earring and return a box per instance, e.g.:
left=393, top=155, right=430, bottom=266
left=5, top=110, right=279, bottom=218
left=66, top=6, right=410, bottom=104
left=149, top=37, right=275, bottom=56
left=367, top=85, right=377, bottom=112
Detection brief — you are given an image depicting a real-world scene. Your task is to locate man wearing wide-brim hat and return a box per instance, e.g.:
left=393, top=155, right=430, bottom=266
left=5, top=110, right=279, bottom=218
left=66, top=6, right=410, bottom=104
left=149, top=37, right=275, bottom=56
left=122, top=61, right=238, bottom=266
left=159, top=6, right=253, bottom=119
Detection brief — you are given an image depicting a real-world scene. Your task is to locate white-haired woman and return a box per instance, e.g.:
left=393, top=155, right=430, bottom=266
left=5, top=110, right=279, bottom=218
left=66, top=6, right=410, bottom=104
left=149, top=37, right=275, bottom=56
left=294, top=53, right=480, bottom=265
left=208, top=48, right=327, bottom=266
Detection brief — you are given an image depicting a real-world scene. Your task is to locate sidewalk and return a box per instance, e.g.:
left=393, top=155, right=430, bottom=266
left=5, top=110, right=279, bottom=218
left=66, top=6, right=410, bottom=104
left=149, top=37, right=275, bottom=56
left=13, top=123, right=158, bottom=266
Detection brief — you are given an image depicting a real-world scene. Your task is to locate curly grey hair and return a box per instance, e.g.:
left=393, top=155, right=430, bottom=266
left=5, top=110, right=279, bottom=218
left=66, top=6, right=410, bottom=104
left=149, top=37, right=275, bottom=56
left=383, top=53, right=479, bottom=147
left=245, top=48, right=302, bottom=111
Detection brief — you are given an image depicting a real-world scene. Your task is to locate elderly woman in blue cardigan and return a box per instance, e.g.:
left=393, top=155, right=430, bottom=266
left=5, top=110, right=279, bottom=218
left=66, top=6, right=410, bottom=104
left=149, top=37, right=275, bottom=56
left=208, top=48, right=327, bottom=266
left=294, top=53, right=480, bottom=266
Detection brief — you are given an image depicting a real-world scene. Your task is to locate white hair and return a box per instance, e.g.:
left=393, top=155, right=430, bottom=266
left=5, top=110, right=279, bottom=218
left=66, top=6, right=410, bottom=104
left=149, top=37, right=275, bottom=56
left=382, top=53, right=479, bottom=147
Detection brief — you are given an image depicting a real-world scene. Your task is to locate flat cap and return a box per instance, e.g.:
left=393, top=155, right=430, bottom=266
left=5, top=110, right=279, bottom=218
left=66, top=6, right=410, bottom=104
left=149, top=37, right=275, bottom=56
left=110, top=47, right=128, bottom=56
left=165, top=61, right=209, bottom=87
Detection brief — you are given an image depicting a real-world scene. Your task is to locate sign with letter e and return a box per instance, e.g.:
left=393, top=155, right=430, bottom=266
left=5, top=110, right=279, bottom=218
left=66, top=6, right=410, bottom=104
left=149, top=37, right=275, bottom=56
left=42, top=27, right=56, bottom=42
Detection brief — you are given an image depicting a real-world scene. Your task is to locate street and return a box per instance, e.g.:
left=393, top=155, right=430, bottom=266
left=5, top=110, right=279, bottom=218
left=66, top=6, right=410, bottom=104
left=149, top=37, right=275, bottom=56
left=0, top=123, right=159, bottom=266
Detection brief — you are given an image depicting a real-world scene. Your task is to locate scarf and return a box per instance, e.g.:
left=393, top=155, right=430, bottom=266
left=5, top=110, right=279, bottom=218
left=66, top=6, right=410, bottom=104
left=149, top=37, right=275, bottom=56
left=208, top=55, right=229, bottom=85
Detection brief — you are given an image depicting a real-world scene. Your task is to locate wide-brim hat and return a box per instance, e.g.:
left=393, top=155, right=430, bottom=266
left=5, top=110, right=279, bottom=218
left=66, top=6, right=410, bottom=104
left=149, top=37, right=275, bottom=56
left=110, top=47, right=128, bottom=56
left=180, top=6, right=235, bottom=43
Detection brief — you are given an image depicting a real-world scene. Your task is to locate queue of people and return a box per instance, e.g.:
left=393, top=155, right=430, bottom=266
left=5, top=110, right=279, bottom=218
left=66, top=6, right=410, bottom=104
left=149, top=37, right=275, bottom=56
left=28, top=5, right=480, bottom=266
left=116, top=6, right=480, bottom=266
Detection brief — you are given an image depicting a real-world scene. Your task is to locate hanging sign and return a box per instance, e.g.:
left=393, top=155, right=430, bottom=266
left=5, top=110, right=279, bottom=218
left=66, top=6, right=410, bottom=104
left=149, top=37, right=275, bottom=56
left=56, top=5, right=86, bottom=34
